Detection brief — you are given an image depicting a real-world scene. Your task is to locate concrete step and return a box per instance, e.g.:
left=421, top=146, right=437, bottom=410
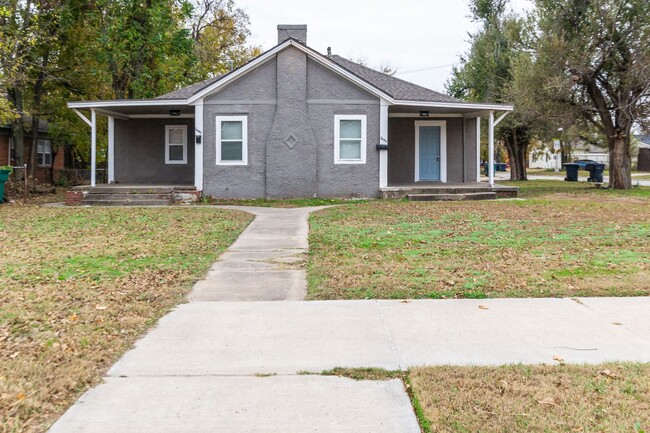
left=407, top=192, right=498, bottom=201
left=78, top=187, right=179, bottom=194
left=84, top=193, right=172, bottom=201
left=81, top=198, right=172, bottom=206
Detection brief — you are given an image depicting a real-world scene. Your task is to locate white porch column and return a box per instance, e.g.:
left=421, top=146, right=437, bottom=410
left=488, top=110, right=494, bottom=187
left=194, top=100, right=204, bottom=191
left=91, top=109, right=97, bottom=187
left=476, top=116, right=481, bottom=182
left=379, top=99, right=389, bottom=188
left=107, top=116, right=115, bottom=183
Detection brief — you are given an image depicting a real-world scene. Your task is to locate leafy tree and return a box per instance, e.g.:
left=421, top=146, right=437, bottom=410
left=447, top=0, right=533, bottom=180
left=188, top=0, right=261, bottom=78
left=531, top=0, right=650, bottom=189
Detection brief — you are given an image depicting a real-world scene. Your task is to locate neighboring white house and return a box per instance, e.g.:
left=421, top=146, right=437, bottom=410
left=529, top=139, right=609, bottom=169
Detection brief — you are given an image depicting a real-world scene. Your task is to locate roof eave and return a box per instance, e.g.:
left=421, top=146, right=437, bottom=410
left=67, top=99, right=188, bottom=109
left=394, top=100, right=514, bottom=111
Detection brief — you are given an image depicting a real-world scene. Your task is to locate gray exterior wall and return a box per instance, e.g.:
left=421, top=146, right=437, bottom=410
left=463, top=117, right=478, bottom=182
left=387, top=117, right=474, bottom=184
left=202, top=46, right=380, bottom=199
left=114, top=118, right=195, bottom=184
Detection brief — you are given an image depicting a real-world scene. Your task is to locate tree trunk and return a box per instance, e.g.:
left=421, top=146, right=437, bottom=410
left=505, top=128, right=528, bottom=181
left=8, top=88, right=25, bottom=167
left=609, top=134, right=632, bottom=189
left=29, top=116, right=39, bottom=178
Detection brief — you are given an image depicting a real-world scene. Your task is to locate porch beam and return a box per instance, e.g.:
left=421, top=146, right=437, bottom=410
left=194, top=100, right=204, bottom=191
left=379, top=99, right=389, bottom=188
left=488, top=110, right=495, bottom=187
left=72, top=109, right=92, bottom=127
left=91, top=109, right=97, bottom=187
left=107, top=116, right=115, bottom=183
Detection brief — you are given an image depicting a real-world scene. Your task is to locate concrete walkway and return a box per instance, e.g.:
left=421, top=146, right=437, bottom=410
left=49, top=206, right=650, bottom=433
left=188, top=206, right=320, bottom=302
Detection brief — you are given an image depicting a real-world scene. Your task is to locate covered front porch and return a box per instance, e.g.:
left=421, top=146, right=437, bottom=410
left=68, top=100, right=201, bottom=188
left=378, top=101, right=513, bottom=195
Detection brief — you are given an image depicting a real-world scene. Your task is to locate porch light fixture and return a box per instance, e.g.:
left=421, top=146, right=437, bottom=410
left=419, top=111, right=429, bottom=117
left=169, top=110, right=181, bottom=117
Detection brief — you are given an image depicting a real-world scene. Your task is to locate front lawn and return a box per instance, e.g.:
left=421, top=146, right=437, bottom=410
left=0, top=206, right=252, bottom=432
left=307, top=183, right=649, bottom=299
left=410, top=363, right=650, bottom=433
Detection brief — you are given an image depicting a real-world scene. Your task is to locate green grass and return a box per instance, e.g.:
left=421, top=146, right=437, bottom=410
left=0, top=206, right=253, bottom=433
left=307, top=183, right=650, bottom=300
left=500, top=179, right=650, bottom=198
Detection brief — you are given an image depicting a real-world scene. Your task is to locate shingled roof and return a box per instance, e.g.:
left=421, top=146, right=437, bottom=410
left=155, top=75, right=223, bottom=100
left=154, top=43, right=463, bottom=104
left=328, top=55, right=463, bottom=103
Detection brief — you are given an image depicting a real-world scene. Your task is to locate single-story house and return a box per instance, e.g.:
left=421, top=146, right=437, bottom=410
left=68, top=25, right=513, bottom=199
left=0, top=120, right=66, bottom=184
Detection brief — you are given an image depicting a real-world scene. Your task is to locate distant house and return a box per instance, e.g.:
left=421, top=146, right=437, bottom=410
left=0, top=120, right=65, bottom=183
left=68, top=25, right=513, bottom=199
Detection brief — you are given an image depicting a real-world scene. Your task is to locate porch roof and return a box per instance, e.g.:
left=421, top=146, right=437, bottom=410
left=67, top=100, right=193, bottom=118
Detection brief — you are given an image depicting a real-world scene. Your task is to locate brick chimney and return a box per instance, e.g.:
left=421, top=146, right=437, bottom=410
left=277, top=24, right=307, bottom=45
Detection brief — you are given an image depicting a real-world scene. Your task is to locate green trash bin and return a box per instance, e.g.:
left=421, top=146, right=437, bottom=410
left=564, top=163, right=579, bottom=182
left=0, top=167, right=12, bottom=202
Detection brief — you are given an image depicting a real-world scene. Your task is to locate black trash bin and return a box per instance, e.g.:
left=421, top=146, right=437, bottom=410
left=564, top=163, right=579, bottom=181
left=586, top=163, right=605, bottom=183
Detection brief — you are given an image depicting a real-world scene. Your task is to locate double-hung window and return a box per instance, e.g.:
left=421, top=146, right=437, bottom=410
left=334, top=115, right=366, bottom=164
left=216, top=116, right=247, bottom=165
left=165, top=125, right=187, bottom=164
left=37, top=139, right=53, bottom=166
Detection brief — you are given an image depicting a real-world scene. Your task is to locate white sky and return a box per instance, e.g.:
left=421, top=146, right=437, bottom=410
left=236, top=0, right=532, bottom=93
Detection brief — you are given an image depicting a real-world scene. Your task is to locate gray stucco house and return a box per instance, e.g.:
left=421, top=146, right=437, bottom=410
left=68, top=25, right=513, bottom=199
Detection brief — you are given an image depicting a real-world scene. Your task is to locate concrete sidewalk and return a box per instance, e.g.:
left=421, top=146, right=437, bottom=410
left=48, top=206, right=650, bottom=432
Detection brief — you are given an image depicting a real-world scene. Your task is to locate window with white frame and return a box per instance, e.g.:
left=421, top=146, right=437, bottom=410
left=334, top=115, right=366, bottom=164
left=165, top=125, right=187, bottom=164
left=216, top=116, right=247, bottom=165
left=37, top=139, right=53, bottom=166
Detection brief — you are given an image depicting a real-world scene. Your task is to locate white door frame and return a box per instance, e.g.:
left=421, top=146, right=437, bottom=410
left=414, top=120, right=447, bottom=182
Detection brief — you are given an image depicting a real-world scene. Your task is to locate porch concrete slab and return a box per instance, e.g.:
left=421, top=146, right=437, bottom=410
left=48, top=376, right=419, bottom=433
left=108, top=301, right=398, bottom=376
left=577, top=297, right=650, bottom=340
left=377, top=298, right=650, bottom=366
left=187, top=269, right=306, bottom=301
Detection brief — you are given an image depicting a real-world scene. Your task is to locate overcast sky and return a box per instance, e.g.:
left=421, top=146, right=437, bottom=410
left=235, top=0, right=532, bottom=93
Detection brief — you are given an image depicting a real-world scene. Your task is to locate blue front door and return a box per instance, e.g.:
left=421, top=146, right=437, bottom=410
left=419, top=125, right=441, bottom=181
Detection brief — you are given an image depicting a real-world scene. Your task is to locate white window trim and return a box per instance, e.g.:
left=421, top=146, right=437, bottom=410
left=37, top=139, right=53, bottom=167
left=216, top=115, right=248, bottom=166
left=334, top=114, right=367, bottom=164
left=414, top=120, right=447, bottom=182
left=165, top=125, right=188, bottom=165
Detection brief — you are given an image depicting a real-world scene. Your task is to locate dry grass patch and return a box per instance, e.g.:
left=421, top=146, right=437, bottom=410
left=308, top=189, right=649, bottom=299
left=0, top=206, right=252, bottom=432
left=410, top=363, right=650, bottom=433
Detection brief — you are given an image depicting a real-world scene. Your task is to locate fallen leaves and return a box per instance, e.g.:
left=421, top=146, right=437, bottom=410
left=537, top=396, right=557, bottom=406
